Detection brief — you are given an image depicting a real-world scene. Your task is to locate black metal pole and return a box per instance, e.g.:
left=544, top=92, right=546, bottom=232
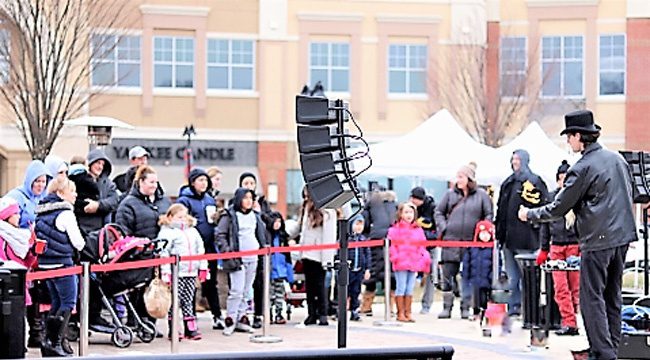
left=336, top=218, right=349, bottom=349
left=644, top=208, right=649, bottom=296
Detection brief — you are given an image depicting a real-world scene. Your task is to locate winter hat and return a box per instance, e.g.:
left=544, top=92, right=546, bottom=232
left=0, top=197, right=20, bottom=221
left=473, top=219, right=495, bottom=243
left=458, top=162, right=477, bottom=182
left=238, top=172, right=257, bottom=187
left=409, top=187, right=426, bottom=201
left=556, top=160, right=570, bottom=181
left=189, top=168, right=212, bottom=189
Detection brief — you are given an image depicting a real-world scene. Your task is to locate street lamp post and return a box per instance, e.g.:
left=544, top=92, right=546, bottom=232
left=63, top=116, right=135, bottom=150
left=182, top=124, right=196, bottom=181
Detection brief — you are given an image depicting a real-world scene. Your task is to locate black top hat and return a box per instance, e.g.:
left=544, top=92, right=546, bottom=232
left=560, top=110, right=601, bottom=135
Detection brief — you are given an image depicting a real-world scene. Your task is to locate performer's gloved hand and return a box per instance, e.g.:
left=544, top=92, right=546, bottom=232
left=198, top=270, right=208, bottom=283
left=536, top=250, right=549, bottom=266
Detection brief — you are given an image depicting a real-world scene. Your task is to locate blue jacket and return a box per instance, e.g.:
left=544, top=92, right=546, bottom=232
left=462, top=246, right=493, bottom=290
left=176, top=185, right=217, bottom=252
left=270, top=233, right=294, bottom=282
left=6, top=160, right=50, bottom=229
left=35, top=194, right=75, bottom=266
left=348, top=233, right=371, bottom=272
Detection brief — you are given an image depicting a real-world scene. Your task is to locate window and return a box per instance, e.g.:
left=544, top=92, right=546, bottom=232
left=541, top=36, right=583, bottom=97
left=388, top=44, right=427, bottom=94
left=599, top=35, right=625, bottom=96
left=309, top=42, right=349, bottom=92
left=91, top=34, right=141, bottom=87
left=207, top=39, right=254, bottom=90
left=154, top=36, right=194, bottom=88
left=500, top=37, right=527, bottom=97
left=0, top=30, right=8, bottom=83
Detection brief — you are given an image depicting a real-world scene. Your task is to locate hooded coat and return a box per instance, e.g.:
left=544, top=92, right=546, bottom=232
left=347, top=214, right=371, bottom=271
left=215, top=188, right=267, bottom=272
left=176, top=169, right=217, bottom=252
left=462, top=220, right=495, bottom=290
left=266, top=211, right=294, bottom=282
left=44, top=155, right=67, bottom=178
left=495, top=149, right=549, bottom=251
left=362, top=190, right=397, bottom=282
left=74, top=149, right=119, bottom=235
left=6, top=160, right=50, bottom=229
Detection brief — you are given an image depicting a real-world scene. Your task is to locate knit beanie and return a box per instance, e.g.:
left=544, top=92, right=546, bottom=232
left=409, top=187, right=426, bottom=201
left=458, top=162, right=477, bottom=182
left=188, top=168, right=212, bottom=190
left=556, top=160, right=570, bottom=181
left=239, top=172, right=257, bottom=187
left=0, top=197, right=20, bottom=221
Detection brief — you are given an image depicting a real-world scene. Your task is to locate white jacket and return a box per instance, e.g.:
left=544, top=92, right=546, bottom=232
left=158, top=224, right=208, bottom=278
left=298, top=209, right=337, bottom=266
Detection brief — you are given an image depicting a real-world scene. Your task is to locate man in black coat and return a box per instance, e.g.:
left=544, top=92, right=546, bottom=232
left=520, top=110, right=637, bottom=360
left=408, top=187, right=439, bottom=314
left=495, top=149, right=548, bottom=317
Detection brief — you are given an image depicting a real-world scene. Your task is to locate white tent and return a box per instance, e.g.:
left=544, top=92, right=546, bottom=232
left=363, top=109, right=496, bottom=181
left=481, top=122, right=579, bottom=186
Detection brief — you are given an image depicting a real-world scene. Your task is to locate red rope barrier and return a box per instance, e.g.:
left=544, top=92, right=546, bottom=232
left=26, top=266, right=82, bottom=281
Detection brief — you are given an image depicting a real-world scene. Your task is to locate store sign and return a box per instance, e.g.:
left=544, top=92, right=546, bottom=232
left=108, top=139, right=258, bottom=166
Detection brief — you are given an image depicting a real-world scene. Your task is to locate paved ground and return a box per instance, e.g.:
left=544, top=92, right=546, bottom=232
left=26, top=291, right=590, bottom=359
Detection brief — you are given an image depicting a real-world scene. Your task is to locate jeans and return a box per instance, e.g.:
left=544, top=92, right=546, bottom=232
left=394, top=271, right=416, bottom=296
left=503, top=247, right=534, bottom=315
left=348, top=270, right=364, bottom=311
left=421, top=248, right=440, bottom=310
left=46, top=275, right=78, bottom=313
left=227, top=260, right=257, bottom=321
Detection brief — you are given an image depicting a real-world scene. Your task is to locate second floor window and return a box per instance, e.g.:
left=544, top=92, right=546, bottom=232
left=599, top=34, right=625, bottom=96
left=154, top=36, right=194, bottom=88
left=91, top=34, right=141, bottom=87
left=541, top=35, right=583, bottom=97
left=388, top=44, right=427, bottom=94
left=500, top=37, right=526, bottom=97
left=309, top=42, right=349, bottom=93
left=207, top=39, right=254, bottom=90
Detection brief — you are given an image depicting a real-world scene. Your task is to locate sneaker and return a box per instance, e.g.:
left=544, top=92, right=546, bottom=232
left=252, top=316, right=262, bottom=329
left=274, top=315, right=286, bottom=325
left=212, top=317, right=225, bottom=330
left=420, top=307, right=430, bottom=315
left=235, top=316, right=253, bottom=333
left=222, top=317, right=235, bottom=336
left=350, top=311, right=361, bottom=322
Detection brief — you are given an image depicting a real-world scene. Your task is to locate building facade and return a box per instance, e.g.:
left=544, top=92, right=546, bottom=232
left=1, top=0, right=649, bottom=214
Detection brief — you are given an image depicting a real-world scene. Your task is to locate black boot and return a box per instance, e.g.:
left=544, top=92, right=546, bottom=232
left=27, top=305, right=44, bottom=348
left=41, top=312, right=71, bottom=357
left=303, top=303, right=317, bottom=325
left=61, top=315, right=74, bottom=355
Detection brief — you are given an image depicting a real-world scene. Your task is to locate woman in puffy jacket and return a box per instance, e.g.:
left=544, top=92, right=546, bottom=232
left=388, top=202, right=431, bottom=323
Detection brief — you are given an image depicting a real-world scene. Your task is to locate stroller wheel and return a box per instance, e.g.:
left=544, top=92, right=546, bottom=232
left=137, top=320, right=156, bottom=343
left=111, top=326, right=133, bottom=348
left=66, top=323, right=80, bottom=342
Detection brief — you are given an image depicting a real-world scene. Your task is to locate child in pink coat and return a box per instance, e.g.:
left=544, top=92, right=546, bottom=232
left=388, top=202, right=431, bottom=322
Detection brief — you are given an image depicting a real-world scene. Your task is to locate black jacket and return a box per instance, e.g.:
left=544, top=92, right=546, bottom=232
left=362, top=190, right=397, bottom=282
left=416, top=195, right=437, bottom=240
left=74, top=149, right=119, bottom=235
left=215, top=207, right=267, bottom=272
left=539, top=189, right=579, bottom=251
left=435, top=187, right=493, bottom=262
left=528, top=143, right=637, bottom=252
left=495, top=168, right=549, bottom=251
left=115, top=187, right=172, bottom=240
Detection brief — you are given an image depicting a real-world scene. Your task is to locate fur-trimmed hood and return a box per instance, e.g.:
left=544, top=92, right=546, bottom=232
left=369, top=190, right=397, bottom=203
left=36, top=194, right=74, bottom=215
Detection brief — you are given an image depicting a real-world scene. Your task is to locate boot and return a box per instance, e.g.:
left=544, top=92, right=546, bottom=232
left=438, top=292, right=454, bottom=319
left=183, top=317, right=202, bottom=340
left=359, top=291, right=375, bottom=316
left=61, top=324, right=74, bottom=355
left=460, top=306, right=471, bottom=320
left=167, top=318, right=183, bottom=341
left=304, top=303, right=317, bottom=325
left=41, top=312, right=71, bottom=357
left=27, top=306, right=44, bottom=348
left=404, top=295, right=415, bottom=323
left=395, top=296, right=407, bottom=322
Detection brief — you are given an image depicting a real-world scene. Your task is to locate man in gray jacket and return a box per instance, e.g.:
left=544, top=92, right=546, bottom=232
left=519, top=110, right=636, bottom=360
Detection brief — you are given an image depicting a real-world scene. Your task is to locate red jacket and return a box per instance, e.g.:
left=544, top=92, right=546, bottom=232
left=388, top=220, right=431, bottom=273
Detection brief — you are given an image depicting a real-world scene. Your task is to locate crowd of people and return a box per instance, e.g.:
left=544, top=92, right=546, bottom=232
left=0, top=109, right=635, bottom=360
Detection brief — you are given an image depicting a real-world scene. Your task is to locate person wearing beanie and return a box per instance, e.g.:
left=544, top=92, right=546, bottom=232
left=520, top=110, right=636, bottom=359
left=434, top=163, right=493, bottom=319
left=535, top=160, right=581, bottom=336
left=176, top=167, right=224, bottom=329
left=408, top=186, right=438, bottom=314
left=495, top=149, right=549, bottom=317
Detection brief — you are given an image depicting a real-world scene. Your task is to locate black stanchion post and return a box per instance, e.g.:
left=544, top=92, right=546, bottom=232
left=644, top=207, right=649, bottom=296
left=337, top=218, right=349, bottom=349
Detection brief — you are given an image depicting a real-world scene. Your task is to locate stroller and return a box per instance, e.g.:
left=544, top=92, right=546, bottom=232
left=285, top=259, right=307, bottom=321
left=80, top=224, right=166, bottom=348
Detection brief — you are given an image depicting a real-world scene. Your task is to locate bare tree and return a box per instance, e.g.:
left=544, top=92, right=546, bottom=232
left=435, top=35, right=545, bottom=147
left=0, top=0, right=133, bottom=160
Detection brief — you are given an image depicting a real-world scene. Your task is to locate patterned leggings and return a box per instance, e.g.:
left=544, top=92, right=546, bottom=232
left=168, top=277, right=197, bottom=318
left=270, top=279, right=286, bottom=317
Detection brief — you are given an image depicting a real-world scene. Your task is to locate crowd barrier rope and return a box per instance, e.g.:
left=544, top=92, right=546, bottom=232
left=21, top=237, right=486, bottom=354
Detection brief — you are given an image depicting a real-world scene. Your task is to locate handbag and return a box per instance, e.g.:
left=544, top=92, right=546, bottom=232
left=144, top=268, right=171, bottom=319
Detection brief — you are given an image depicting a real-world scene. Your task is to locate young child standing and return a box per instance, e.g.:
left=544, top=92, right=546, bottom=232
left=347, top=214, right=371, bottom=321
left=462, top=220, right=495, bottom=320
left=388, top=202, right=431, bottom=322
left=215, top=188, right=267, bottom=336
left=266, top=211, right=293, bottom=324
left=158, top=204, right=208, bottom=340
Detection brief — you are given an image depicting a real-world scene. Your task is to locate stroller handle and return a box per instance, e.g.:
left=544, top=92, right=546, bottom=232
left=150, top=238, right=169, bottom=254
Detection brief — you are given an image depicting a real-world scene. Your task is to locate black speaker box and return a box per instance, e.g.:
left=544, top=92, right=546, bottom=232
left=0, top=261, right=27, bottom=359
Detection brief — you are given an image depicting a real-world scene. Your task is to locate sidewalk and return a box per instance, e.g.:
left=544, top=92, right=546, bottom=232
left=27, top=299, right=588, bottom=359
